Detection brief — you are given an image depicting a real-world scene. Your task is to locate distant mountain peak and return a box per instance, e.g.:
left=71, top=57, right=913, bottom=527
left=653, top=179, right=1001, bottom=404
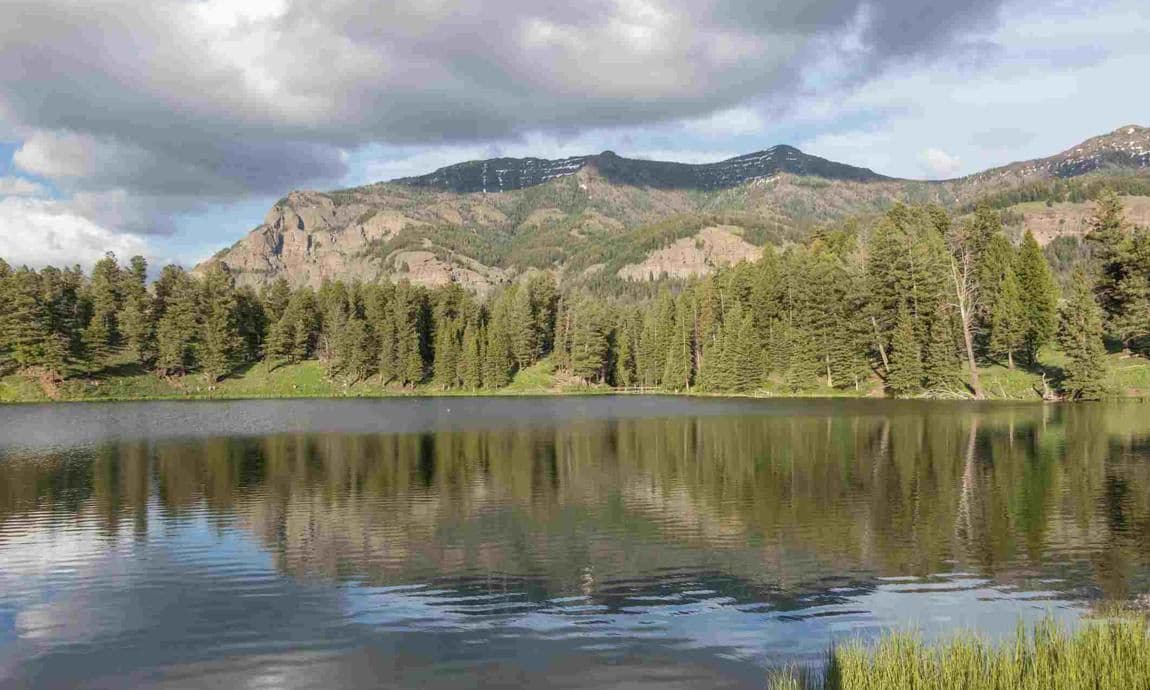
left=1113, top=124, right=1147, bottom=135
left=392, top=146, right=892, bottom=194
left=967, top=123, right=1150, bottom=182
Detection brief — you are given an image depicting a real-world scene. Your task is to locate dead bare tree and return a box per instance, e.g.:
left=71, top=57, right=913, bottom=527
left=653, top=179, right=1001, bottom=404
left=948, top=242, right=985, bottom=400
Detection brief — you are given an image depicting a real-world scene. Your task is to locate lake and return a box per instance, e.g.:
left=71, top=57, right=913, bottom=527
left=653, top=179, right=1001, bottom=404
left=1, top=396, right=1148, bottom=689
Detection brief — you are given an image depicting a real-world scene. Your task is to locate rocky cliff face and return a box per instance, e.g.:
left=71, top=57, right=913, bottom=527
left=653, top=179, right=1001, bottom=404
left=199, top=126, right=1150, bottom=292
left=202, top=188, right=515, bottom=292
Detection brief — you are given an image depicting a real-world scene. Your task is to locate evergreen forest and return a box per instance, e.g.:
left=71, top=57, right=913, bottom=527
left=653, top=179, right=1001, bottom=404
left=3, top=191, right=1149, bottom=402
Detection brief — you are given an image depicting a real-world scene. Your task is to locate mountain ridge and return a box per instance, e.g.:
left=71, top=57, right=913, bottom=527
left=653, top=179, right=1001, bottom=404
left=962, top=125, right=1150, bottom=184
left=200, top=124, right=1150, bottom=292
left=392, top=145, right=893, bottom=193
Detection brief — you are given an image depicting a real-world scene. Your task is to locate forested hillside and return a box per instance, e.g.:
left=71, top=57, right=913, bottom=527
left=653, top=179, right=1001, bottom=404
left=4, top=191, right=1149, bottom=402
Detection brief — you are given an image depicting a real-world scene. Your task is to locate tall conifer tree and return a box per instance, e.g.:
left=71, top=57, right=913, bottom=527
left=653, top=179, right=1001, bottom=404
left=662, top=293, right=694, bottom=390
left=1015, top=231, right=1059, bottom=363
left=199, top=265, right=243, bottom=382
left=460, top=321, right=484, bottom=390
left=82, top=253, right=122, bottom=370
left=989, top=267, right=1026, bottom=368
left=887, top=304, right=923, bottom=397
left=1059, top=270, right=1108, bottom=400
left=155, top=267, right=200, bottom=376
left=120, top=255, right=156, bottom=365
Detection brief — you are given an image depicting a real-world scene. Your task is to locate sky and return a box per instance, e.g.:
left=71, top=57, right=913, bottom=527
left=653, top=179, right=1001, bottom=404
left=0, top=0, right=1147, bottom=270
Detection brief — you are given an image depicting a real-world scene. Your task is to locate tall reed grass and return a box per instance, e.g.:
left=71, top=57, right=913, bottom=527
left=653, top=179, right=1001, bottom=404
left=769, top=616, right=1150, bottom=690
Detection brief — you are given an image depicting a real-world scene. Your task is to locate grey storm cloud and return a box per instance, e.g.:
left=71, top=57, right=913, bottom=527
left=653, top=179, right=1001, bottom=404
left=0, top=0, right=1009, bottom=232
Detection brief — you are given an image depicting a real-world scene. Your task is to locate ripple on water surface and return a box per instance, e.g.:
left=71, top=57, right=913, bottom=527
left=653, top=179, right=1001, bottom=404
left=1, top=397, right=1148, bottom=689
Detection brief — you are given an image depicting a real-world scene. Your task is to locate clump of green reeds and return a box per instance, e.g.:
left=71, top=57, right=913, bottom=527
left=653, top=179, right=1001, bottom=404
left=769, top=615, right=1150, bottom=690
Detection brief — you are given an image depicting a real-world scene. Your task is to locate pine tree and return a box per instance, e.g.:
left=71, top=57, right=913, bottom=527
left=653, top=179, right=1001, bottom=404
left=460, top=321, right=484, bottom=390
left=887, top=304, right=923, bottom=397
left=866, top=206, right=951, bottom=351
left=637, top=313, right=661, bottom=387
left=989, top=266, right=1026, bottom=368
left=1108, top=274, right=1150, bottom=356
left=922, top=312, right=962, bottom=392
left=526, top=272, right=558, bottom=356
left=509, top=285, right=538, bottom=368
left=119, top=255, right=156, bottom=365
left=1059, top=270, right=1108, bottom=400
left=483, top=291, right=514, bottom=388
left=1014, top=231, right=1059, bottom=364
left=696, top=318, right=725, bottom=391
left=0, top=259, right=11, bottom=368
left=364, top=283, right=397, bottom=383
left=1086, top=190, right=1133, bottom=324
left=266, top=289, right=319, bottom=366
left=766, top=318, right=791, bottom=379
left=155, top=267, right=200, bottom=376
left=4, top=268, right=53, bottom=371
left=38, top=266, right=84, bottom=377
left=730, top=309, right=761, bottom=392
left=693, top=278, right=722, bottom=375
left=234, top=286, right=267, bottom=363
left=199, top=265, right=243, bottom=383
left=662, top=293, right=694, bottom=390
left=339, top=313, right=376, bottom=383
left=651, top=291, right=675, bottom=385
left=261, top=278, right=292, bottom=326
left=392, top=281, right=426, bottom=386
left=714, top=313, right=740, bottom=391
left=551, top=294, right=572, bottom=372
left=82, top=252, right=122, bottom=370
left=783, top=324, right=820, bottom=392
left=290, top=291, right=320, bottom=362
left=795, top=246, right=861, bottom=388
left=973, top=232, right=1010, bottom=328
left=316, top=280, right=350, bottom=362
left=433, top=316, right=461, bottom=388
left=613, top=309, right=639, bottom=388
left=570, top=300, right=609, bottom=383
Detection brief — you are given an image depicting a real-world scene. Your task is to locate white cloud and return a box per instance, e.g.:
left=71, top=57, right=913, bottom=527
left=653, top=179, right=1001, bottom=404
left=12, top=130, right=104, bottom=179
left=0, top=176, right=48, bottom=197
left=0, top=197, right=150, bottom=268
left=920, top=148, right=963, bottom=178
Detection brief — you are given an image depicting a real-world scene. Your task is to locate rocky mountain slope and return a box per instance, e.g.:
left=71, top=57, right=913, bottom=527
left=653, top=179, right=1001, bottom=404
left=965, top=125, right=1150, bottom=184
left=199, top=125, right=1150, bottom=291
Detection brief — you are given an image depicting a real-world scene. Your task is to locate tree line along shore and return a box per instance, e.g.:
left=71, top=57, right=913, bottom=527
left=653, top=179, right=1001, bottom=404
left=2, top=190, right=1150, bottom=403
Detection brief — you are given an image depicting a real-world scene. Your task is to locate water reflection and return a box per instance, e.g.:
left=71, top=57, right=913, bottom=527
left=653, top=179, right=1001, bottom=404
left=1, top=398, right=1149, bottom=688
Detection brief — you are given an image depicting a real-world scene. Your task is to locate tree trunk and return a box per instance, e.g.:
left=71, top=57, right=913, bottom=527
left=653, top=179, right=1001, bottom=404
left=959, top=308, right=983, bottom=399
left=1007, top=351, right=1014, bottom=369
left=951, top=255, right=984, bottom=400
left=872, top=316, right=890, bottom=373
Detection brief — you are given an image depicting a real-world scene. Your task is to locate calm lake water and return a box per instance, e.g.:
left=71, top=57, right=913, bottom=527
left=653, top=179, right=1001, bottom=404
left=1, top=396, right=1148, bottom=689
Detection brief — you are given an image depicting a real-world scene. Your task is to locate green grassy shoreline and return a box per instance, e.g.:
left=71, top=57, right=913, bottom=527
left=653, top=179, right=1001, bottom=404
left=768, top=616, right=1150, bottom=690
left=3, top=351, right=1150, bottom=405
